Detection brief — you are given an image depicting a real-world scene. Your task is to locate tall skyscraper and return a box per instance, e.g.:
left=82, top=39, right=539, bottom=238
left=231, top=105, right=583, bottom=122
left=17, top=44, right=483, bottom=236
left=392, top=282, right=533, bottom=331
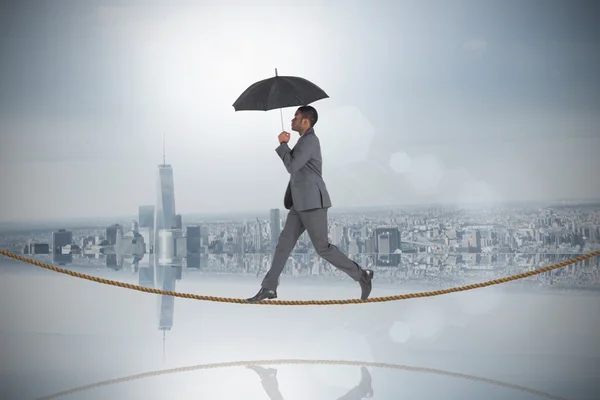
left=145, top=135, right=183, bottom=333
left=154, top=153, right=177, bottom=233
left=270, top=208, right=281, bottom=251
left=155, top=164, right=176, bottom=233
left=153, top=138, right=177, bottom=265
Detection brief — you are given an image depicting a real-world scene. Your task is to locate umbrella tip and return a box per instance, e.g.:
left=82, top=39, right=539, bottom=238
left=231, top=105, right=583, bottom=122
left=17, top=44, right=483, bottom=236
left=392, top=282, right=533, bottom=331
left=275, top=68, right=278, bottom=77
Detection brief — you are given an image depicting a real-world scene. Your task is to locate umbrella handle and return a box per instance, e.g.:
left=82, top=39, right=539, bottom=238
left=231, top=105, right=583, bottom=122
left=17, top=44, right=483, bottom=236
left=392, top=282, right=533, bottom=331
left=276, top=68, right=284, bottom=130
left=279, top=108, right=284, bottom=131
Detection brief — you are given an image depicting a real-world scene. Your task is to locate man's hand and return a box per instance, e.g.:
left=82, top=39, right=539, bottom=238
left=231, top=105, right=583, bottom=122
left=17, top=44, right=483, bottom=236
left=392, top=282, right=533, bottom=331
left=278, top=131, right=290, bottom=144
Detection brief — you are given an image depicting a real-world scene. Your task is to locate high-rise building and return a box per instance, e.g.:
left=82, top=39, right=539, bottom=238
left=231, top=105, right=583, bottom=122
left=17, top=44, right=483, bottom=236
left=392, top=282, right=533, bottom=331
left=254, top=232, right=262, bottom=251
left=186, top=226, right=201, bottom=254
left=270, top=208, right=281, bottom=251
left=186, top=254, right=200, bottom=269
left=106, top=224, right=122, bottom=246
left=154, top=163, right=176, bottom=238
left=52, top=229, right=72, bottom=252
left=375, top=227, right=401, bottom=266
left=138, top=205, right=155, bottom=228
left=152, top=141, right=178, bottom=283
left=175, top=214, right=183, bottom=230
left=200, top=225, right=209, bottom=247
left=330, top=226, right=344, bottom=246
left=237, top=227, right=245, bottom=256
left=185, top=225, right=201, bottom=269
left=52, top=229, right=73, bottom=265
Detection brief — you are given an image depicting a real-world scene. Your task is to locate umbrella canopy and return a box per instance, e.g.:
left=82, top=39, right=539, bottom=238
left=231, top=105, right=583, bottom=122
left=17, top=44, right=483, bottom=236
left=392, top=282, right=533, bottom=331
left=233, top=69, right=329, bottom=116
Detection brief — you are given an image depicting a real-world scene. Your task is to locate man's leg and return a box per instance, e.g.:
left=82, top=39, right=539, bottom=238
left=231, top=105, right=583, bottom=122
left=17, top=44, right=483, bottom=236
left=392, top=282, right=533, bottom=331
left=246, top=366, right=285, bottom=400
left=300, top=208, right=374, bottom=300
left=246, top=208, right=305, bottom=302
left=261, top=208, right=305, bottom=290
left=335, top=367, right=373, bottom=400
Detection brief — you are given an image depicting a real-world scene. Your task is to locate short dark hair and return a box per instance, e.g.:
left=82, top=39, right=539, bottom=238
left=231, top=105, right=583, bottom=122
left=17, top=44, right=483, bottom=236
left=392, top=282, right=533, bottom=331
left=297, top=105, right=318, bottom=128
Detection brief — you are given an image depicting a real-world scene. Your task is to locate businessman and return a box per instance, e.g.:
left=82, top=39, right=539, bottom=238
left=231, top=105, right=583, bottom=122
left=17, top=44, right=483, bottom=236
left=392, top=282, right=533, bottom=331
left=246, top=105, right=374, bottom=303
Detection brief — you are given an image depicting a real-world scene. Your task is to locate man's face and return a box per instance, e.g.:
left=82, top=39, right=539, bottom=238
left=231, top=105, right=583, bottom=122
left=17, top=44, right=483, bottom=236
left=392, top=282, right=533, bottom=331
left=290, top=110, right=306, bottom=133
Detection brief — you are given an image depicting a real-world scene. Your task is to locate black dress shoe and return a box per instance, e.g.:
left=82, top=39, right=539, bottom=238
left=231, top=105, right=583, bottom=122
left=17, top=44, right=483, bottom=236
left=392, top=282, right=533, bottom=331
left=246, top=288, right=277, bottom=303
left=359, top=269, right=374, bottom=300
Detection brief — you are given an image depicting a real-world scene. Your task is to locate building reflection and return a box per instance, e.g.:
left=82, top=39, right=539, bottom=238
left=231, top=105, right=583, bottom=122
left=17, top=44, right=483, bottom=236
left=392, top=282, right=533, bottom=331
left=112, top=227, right=180, bottom=333
left=156, top=264, right=177, bottom=331
left=51, top=229, right=73, bottom=265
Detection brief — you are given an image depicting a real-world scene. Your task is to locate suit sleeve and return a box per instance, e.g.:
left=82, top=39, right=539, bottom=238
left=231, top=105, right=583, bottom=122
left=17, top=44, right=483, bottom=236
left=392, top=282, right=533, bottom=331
left=275, top=140, right=313, bottom=174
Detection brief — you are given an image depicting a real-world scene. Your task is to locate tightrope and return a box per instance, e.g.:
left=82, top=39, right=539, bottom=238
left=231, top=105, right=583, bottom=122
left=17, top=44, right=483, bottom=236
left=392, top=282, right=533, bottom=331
left=37, top=358, right=567, bottom=400
left=1, top=249, right=598, bottom=306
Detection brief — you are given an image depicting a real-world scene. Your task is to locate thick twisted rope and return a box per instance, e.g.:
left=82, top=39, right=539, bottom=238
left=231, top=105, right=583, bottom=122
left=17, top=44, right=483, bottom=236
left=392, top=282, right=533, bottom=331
left=1, top=249, right=598, bottom=306
left=37, top=358, right=567, bottom=400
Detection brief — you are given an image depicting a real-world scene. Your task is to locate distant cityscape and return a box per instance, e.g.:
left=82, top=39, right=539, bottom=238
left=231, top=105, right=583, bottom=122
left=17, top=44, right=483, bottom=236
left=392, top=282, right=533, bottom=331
left=2, top=203, right=600, bottom=284
left=1, top=144, right=599, bottom=334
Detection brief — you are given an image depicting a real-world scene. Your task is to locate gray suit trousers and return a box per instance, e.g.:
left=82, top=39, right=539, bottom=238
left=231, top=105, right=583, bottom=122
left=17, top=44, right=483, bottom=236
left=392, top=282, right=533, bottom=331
left=261, top=207, right=362, bottom=290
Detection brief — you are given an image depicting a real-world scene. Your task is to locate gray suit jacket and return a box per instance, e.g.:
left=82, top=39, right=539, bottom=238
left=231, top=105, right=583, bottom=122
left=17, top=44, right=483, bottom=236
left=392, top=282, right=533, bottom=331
left=275, top=128, right=332, bottom=212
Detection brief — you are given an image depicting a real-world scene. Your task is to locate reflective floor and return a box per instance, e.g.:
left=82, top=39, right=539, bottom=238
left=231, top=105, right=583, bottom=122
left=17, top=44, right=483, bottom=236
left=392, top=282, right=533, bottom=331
left=1, top=261, right=599, bottom=399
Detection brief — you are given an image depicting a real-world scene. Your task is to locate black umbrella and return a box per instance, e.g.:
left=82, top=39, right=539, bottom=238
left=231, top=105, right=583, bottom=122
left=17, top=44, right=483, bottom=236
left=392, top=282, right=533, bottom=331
left=232, top=68, right=329, bottom=130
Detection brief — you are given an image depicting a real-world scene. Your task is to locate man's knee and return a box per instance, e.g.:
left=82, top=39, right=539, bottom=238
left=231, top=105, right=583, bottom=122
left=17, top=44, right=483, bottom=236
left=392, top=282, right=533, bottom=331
left=314, top=242, right=334, bottom=257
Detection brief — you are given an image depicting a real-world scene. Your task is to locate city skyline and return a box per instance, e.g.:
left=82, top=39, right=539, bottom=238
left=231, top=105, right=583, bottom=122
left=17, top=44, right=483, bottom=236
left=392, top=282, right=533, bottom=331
left=4, top=202, right=598, bottom=285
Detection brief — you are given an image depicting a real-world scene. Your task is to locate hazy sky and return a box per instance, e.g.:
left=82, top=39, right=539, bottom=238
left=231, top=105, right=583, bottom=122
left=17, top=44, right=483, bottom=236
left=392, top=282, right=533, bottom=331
left=0, top=0, right=598, bottom=222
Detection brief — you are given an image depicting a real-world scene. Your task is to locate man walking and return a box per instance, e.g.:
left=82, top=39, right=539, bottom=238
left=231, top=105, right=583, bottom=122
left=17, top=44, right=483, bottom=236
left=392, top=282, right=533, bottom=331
left=246, top=106, right=374, bottom=303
